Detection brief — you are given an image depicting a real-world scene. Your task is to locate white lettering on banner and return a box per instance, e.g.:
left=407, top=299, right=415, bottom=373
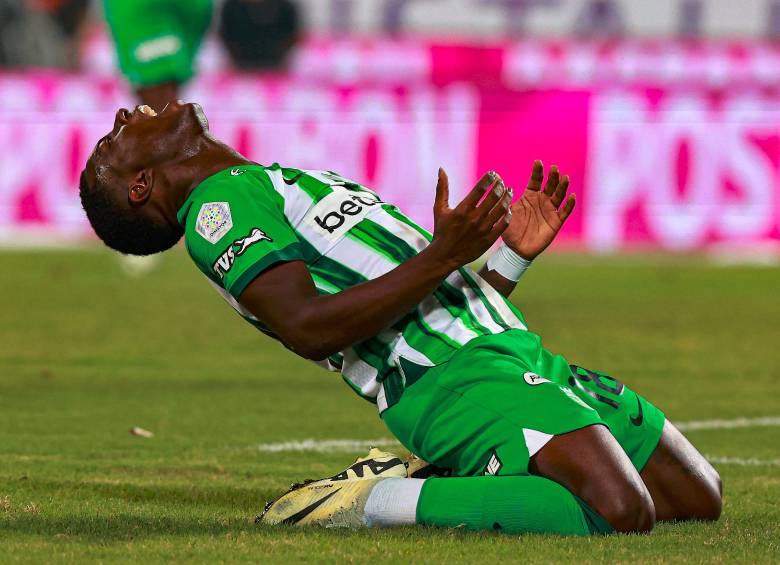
left=585, top=93, right=779, bottom=251
left=0, top=80, right=477, bottom=239
left=207, top=83, right=478, bottom=224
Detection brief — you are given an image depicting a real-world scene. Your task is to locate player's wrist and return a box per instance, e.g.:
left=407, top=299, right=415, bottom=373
left=424, top=241, right=462, bottom=275
left=486, top=243, right=532, bottom=282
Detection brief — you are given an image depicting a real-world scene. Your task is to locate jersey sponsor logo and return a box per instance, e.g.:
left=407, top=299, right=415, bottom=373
left=484, top=450, right=503, bottom=476
left=196, top=202, right=233, bottom=244
left=523, top=372, right=551, bottom=386
left=304, top=187, right=383, bottom=240
left=212, top=228, right=273, bottom=279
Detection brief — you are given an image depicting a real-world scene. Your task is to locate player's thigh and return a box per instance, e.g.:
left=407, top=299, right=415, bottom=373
left=382, top=352, right=604, bottom=477
left=639, top=420, right=722, bottom=521
left=529, top=424, right=656, bottom=533
left=549, top=360, right=667, bottom=473
left=104, top=0, right=198, bottom=87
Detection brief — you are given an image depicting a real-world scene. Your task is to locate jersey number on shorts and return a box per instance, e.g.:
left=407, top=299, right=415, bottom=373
left=568, top=365, right=625, bottom=410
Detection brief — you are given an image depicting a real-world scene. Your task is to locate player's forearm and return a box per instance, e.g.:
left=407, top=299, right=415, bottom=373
left=478, top=265, right=517, bottom=298
left=285, top=244, right=459, bottom=360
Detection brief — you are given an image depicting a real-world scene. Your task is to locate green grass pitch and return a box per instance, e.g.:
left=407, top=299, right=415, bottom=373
left=1, top=248, right=778, bottom=563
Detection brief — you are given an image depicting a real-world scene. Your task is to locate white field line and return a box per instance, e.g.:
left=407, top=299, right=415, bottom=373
left=675, top=416, right=780, bottom=431
left=705, top=456, right=780, bottom=467
left=256, top=438, right=401, bottom=453
left=255, top=416, right=780, bottom=454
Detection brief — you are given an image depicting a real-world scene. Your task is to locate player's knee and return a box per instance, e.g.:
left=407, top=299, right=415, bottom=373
left=597, top=486, right=656, bottom=534
left=692, top=469, right=723, bottom=522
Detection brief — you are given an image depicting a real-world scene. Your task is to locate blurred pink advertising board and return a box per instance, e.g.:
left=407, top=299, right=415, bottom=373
left=1, top=39, right=779, bottom=251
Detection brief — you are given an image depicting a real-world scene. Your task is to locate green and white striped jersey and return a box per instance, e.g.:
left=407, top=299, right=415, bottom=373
left=177, top=164, right=528, bottom=411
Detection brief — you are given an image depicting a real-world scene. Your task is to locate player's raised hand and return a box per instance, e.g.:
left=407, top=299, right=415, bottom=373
left=502, top=161, right=576, bottom=260
left=431, top=168, right=512, bottom=267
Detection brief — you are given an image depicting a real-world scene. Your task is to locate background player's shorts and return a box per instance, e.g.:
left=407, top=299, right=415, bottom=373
left=103, top=0, right=213, bottom=87
left=382, top=329, right=665, bottom=477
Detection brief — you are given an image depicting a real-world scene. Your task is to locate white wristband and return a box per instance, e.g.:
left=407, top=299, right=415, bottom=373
left=486, top=244, right=532, bottom=282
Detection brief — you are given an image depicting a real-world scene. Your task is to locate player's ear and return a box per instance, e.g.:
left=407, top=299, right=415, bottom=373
left=128, top=169, right=154, bottom=205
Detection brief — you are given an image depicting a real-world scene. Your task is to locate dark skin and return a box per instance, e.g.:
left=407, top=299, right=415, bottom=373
left=86, top=102, right=722, bottom=533
left=137, top=82, right=181, bottom=114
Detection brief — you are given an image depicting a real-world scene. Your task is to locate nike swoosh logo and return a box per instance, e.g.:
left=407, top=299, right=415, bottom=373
left=281, top=488, right=341, bottom=525
left=230, top=168, right=243, bottom=176
left=630, top=397, right=644, bottom=426
left=283, top=171, right=305, bottom=185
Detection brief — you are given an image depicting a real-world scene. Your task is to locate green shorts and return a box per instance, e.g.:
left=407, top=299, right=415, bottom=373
left=382, top=329, right=665, bottom=477
left=103, top=0, right=213, bottom=87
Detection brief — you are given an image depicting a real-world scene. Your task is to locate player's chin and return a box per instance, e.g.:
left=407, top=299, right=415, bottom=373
left=188, top=102, right=209, bottom=132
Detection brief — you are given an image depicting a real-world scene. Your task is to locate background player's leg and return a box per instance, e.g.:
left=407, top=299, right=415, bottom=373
left=529, top=424, right=656, bottom=533
left=639, top=420, right=722, bottom=522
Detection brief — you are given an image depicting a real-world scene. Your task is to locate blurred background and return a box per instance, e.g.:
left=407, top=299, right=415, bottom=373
left=1, top=0, right=780, bottom=257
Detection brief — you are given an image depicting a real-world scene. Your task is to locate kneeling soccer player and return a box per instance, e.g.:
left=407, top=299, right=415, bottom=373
left=79, top=102, right=723, bottom=535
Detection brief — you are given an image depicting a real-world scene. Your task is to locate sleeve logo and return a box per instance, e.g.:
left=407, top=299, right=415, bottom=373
left=212, top=228, right=273, bottom=279
left=196, top=202, right=233, bottom=244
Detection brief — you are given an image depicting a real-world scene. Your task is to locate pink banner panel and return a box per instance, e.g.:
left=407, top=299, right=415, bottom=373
left=2, top=39, right=780, bottom=250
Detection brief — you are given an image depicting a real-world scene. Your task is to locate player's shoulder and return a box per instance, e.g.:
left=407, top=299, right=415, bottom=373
left=177, top=165, right=278, bottom=262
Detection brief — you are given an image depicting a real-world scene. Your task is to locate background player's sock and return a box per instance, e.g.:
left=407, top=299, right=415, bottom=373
left=364, top=476, right=613, bottom=535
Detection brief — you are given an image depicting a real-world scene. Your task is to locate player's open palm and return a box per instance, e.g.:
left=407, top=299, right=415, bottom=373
left=431, top=168, right=512, bottom=267
left=503, top=161, right=576, bottom=260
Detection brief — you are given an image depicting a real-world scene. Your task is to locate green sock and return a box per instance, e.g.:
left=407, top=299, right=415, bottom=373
left=416, top=476, right=613, bottom=536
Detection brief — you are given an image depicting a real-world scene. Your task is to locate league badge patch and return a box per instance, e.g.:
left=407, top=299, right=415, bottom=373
left=196, top=202, right=233, bottom=244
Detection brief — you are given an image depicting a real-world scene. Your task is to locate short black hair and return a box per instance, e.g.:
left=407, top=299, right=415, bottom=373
left=79, top=169, right=183, bottom=256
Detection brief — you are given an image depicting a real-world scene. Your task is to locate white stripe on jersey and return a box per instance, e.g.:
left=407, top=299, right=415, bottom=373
left=264, top=168, right=314, bottom=226
left=324, top=212, right=481, bottom=348
left=444, top=270, right=508, bottom=335
left=205, top=276, right=260, bottom=322
left=390, top=334, right=436, bottom=367
left=461, top=267, right=527, bottom=330
left=369, top=207, right=511, bottom=335
left=341, top=349, right=381, bottom=398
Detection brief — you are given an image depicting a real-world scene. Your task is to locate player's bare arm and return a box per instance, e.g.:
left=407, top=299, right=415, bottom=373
left=480, top=160, right=576, bottom=298
left=238, top=170, right=512, bottom=360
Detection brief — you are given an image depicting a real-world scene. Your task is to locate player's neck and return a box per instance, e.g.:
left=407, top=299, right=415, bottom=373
left=168, top=134, right=253, bottom=217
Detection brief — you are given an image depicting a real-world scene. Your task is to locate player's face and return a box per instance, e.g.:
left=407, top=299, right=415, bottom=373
left=89, top=101, right=209, bottom=179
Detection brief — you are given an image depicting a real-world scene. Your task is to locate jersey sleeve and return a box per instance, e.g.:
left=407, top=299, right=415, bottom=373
left=184, top=171, right=304, bottom=299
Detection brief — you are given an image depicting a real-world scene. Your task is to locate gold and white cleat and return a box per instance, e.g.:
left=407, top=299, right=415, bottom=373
left=258, top=476, right=384, bottom=528
left=257, top=447, right=407, bottom=527
left=256, top=447, right=452, bottom=527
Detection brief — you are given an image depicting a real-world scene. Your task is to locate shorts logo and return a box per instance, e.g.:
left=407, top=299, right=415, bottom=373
left=524, top=372, right=551, bottom=386
left=484, top=450, right=503, bottom=476
left=304, top=187, right=382, bottom=240
left=629, top=397, right=644, bottom=426
left=213, top=228, right=272, bottom=279
left=196, top=202, right=233, bottom=244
